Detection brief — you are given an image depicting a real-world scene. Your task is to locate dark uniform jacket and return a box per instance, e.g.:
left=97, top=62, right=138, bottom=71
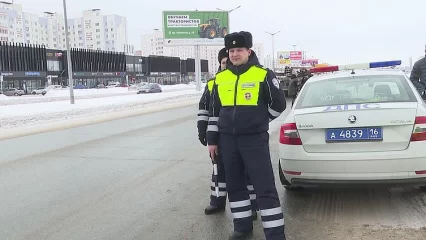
left=197, top=79, right=214, bottom=134
left=410, top=57, right=426, bottom=96
left=206, top=51, right=286, bottom=145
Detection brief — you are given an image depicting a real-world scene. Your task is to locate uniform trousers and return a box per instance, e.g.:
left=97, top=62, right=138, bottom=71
left=219, top=132, right=286, bottom=240
left=210, top=150, right=258, bottom=211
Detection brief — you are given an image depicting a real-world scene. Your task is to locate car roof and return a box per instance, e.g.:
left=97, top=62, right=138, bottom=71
left=308, top=69, right=407, bottom=83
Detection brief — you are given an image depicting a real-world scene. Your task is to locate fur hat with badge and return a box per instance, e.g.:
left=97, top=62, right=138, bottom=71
left=224, top=31, right=253, bottom=50
left=218, top=47, right=228, bottom=63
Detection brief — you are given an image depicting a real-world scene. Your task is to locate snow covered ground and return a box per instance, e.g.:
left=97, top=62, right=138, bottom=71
left=0, top=84, right=204, bottom=129
left=0, top=83, right=198, bottom=106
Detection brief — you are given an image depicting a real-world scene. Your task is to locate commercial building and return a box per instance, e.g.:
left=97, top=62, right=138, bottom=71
left=0, top=41, right=47, bottom=93
left=0, top=43, right=209, bottom=93
left=0, top=2, right=131, bottom=51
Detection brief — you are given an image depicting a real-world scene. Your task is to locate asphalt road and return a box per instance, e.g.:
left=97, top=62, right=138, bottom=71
left=1, top=102, right=426, bottom=240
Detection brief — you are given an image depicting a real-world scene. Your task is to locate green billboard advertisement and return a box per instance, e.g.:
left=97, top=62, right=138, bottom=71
left=162, top=11, right=229, bottom=46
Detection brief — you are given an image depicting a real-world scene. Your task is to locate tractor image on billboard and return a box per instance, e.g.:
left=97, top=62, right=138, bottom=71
left=199, top=18, right=228, bottom=39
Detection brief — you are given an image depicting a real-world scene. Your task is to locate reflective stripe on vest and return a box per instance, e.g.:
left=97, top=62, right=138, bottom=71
left=215, top=66, right=267, bottom=106
left=207, top=79, right=215, bottom=93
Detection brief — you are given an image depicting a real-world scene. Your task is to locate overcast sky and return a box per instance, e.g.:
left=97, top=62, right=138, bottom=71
left=16, top=0, right=425, bottom=66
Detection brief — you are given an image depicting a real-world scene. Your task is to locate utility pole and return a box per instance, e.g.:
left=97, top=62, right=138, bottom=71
left=62, top=0, right=75, bottom=104
left=266, top=30, right=281, bottom=71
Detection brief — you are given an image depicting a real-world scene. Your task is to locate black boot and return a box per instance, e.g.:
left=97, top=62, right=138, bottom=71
left=251, top=210, right=257, bottom=221
left=229, top=231, right=253, bottom=240
left=204, top=205, right=225, bottom=215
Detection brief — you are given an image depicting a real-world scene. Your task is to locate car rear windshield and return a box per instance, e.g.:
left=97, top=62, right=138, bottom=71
left=294, top=75, right=417, bottom=109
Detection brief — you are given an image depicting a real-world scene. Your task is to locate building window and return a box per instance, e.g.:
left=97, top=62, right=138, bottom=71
left=126, top=64, right=134, bottom=71
left=47, top=60, right=60, bottom=71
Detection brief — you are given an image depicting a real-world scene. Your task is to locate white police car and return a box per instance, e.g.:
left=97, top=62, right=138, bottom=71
left=278, top=60, right=426, bottom=189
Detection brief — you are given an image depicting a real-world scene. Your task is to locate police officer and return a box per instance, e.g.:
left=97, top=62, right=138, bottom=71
left=197, top=47, right=259, bottom=218
left=207, top=31, right=287, bottom=240
left=410, top=45, right=426, bottom=99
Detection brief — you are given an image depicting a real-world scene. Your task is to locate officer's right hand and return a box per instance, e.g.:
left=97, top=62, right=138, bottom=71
left=208, top=145, right=218, bottom=160
left=198, top=132, right=207, bottom=146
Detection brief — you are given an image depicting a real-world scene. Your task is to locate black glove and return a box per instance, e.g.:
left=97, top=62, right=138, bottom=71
left=198, top=132, right=207, bottom=146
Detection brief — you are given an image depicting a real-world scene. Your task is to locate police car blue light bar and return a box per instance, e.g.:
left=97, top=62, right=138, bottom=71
left=310, top=60, right=401, bottom=73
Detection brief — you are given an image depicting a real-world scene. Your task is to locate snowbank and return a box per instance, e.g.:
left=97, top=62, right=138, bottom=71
left=45, top=87, right=127, bottom=97
left=1, top=89, right=198, bottom=118
left=45, top=84, right=194, bottom=97
left=0, top=83, right=205, bottom=106
left=0, top=94, right=8, bottom=100
left=0, top=89, right=203, bottom=129
left=0, top=97, right=199, bottom=141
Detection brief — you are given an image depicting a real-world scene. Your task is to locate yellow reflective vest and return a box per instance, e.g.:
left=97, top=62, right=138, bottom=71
left=215, top=66, right=268, bottom=107
left=206, top=64, right=286, bottom=145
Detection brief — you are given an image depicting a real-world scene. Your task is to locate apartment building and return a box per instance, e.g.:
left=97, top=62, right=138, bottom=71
left=141, top=29, right=164, bottom=56
left=141, top=30, right=264, bottom=74
left=0, top=2, right=129, bottom=51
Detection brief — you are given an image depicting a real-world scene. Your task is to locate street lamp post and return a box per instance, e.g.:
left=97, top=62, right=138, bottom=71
left=290, top=43, right=299, bottom=51
left=266, top=30, right=280, bottom=71
left=216, top=5, right=241, bottom=13
left=62, top=0, right=75, bottom=104
left=216, top=5, right=241, bottom=40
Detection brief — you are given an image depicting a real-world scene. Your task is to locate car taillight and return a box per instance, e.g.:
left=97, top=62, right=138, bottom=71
left=410, top=116, right=426, bottom=141
left=280, top=123, right=302, bottom=145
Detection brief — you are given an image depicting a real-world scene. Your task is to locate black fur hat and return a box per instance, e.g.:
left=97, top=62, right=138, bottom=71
left=218, top=47, right=228, bottom=63
left=224, top=31, right=253, bottom=49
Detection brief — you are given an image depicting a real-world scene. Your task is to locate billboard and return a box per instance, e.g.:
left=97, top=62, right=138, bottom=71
left=277, top=51, right=291, bottom=65
left=290, top=51, right=302, bottom=60
left=278, top=51, right=305, bottom=66
left=301, top=59, right=319, bottom=67
left=162, top=11, right=229, bottom=46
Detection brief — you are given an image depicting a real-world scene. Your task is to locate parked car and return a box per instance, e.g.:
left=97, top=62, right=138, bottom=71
left=106, top=82, right=121, bottom=88
left=128, top=82, right=148, bottom=91
left=31, top=87, right=45, bottom=95
left=137, top=83, right=162, bottom=94
left=1, top=88, right=25, bottom=96
left=42, top=85, right=65, bottom=95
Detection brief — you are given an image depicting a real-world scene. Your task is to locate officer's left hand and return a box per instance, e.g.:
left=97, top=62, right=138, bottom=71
left=208, top=145, right=218, bottom=160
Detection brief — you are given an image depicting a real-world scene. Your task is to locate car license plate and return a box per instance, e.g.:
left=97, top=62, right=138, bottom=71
left=325, top=127, right=383, bottom=142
